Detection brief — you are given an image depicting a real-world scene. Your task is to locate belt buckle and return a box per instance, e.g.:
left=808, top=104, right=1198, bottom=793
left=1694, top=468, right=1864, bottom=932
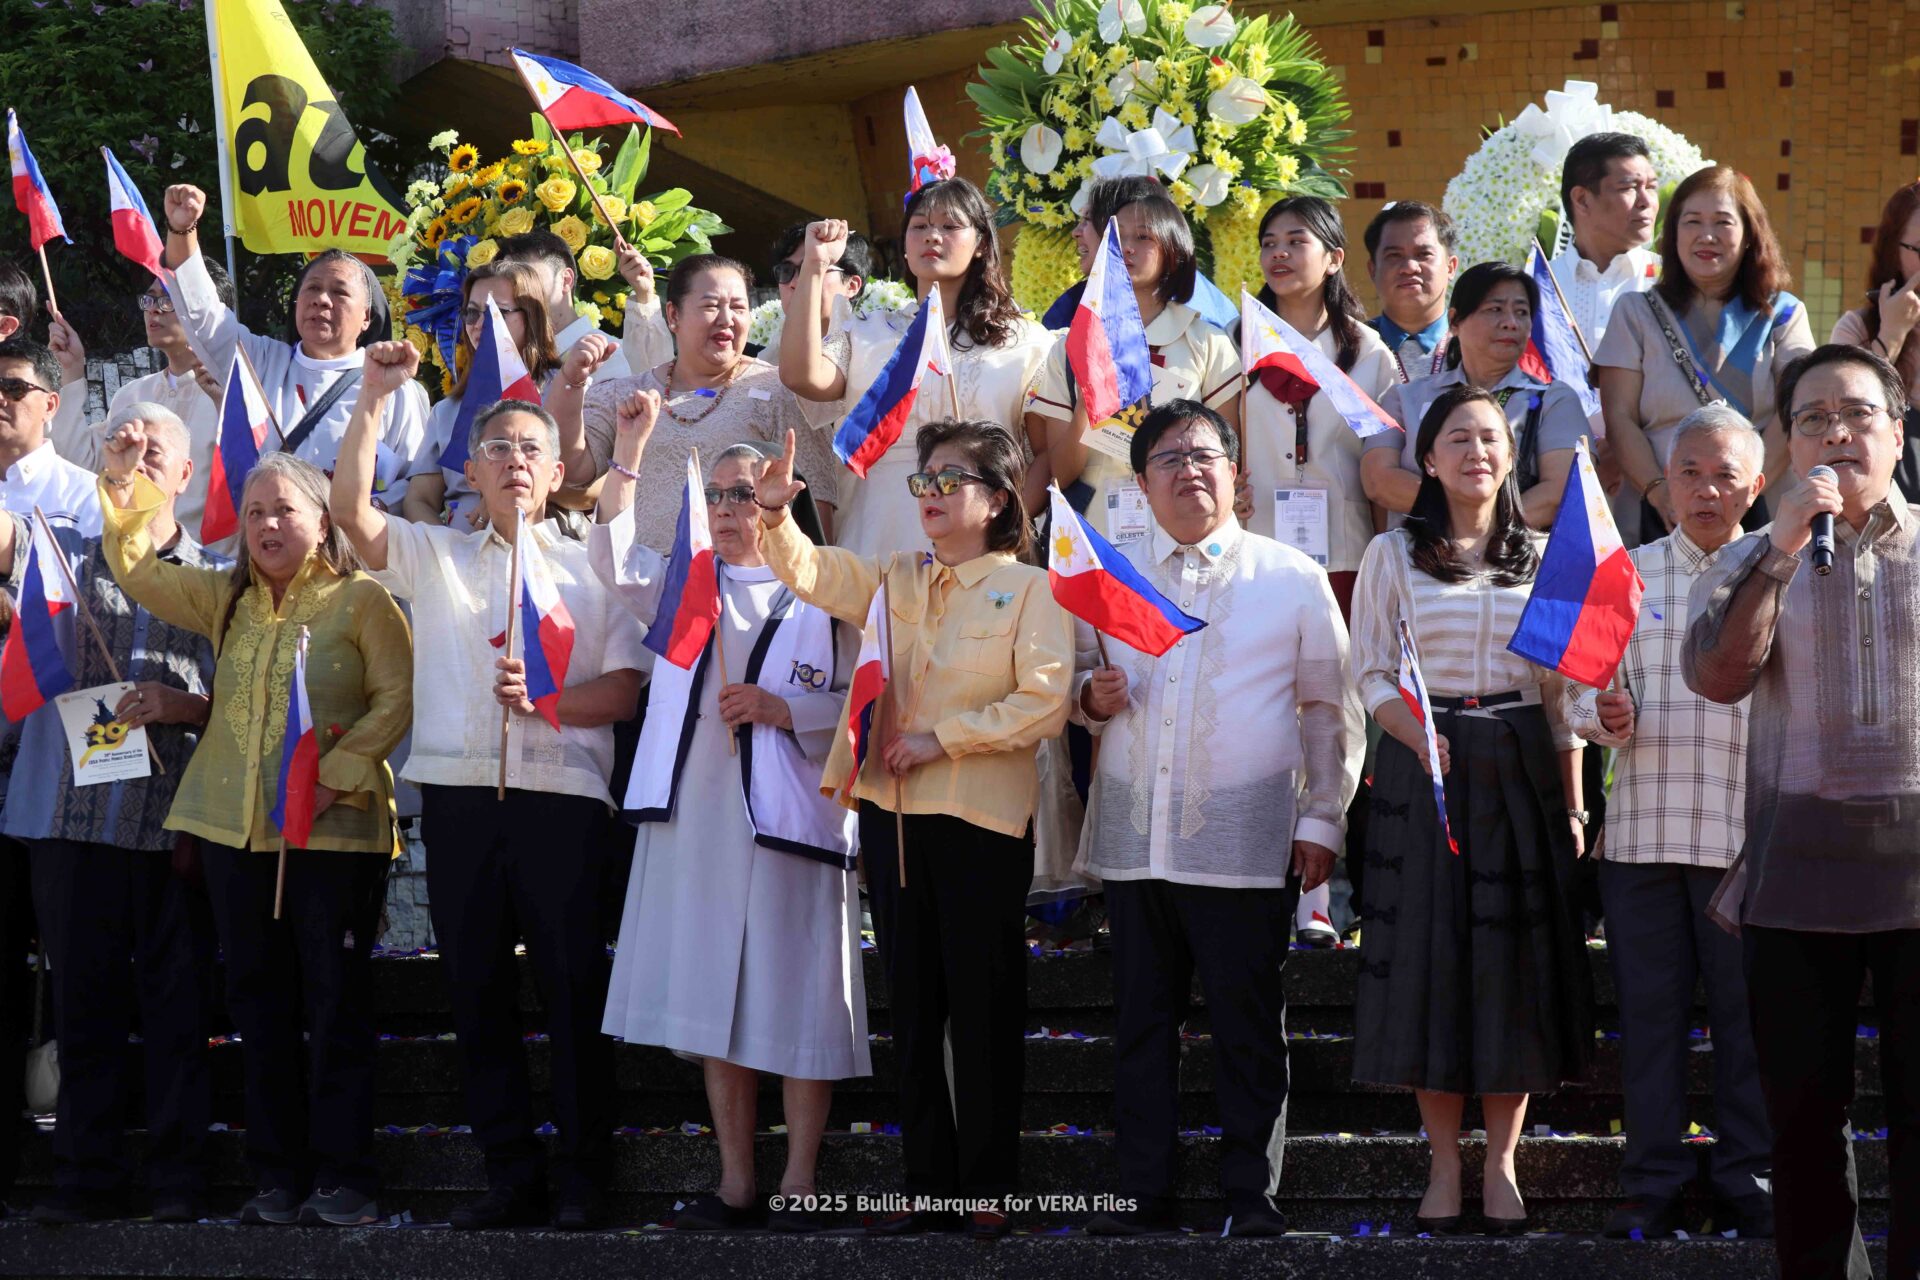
left=1840, top=797, right=1898, bottom=828
left=1461, top=696, right=1481, bottom=709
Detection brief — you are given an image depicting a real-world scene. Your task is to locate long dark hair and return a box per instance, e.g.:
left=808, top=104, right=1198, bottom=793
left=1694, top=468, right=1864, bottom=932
left=1442, top=261, right=1538, bottom=372
left=1655, top=165, right=1791, bottom=317
left=1862, top=182, right=1920, bottom=342
left=915, top=418, right=1031, bottom=557
left=1405, top=384, right=1538, bottom=586
left=1255, top=197, right=1366, bottom=372
left=902, top=178, right=1023, bottom=350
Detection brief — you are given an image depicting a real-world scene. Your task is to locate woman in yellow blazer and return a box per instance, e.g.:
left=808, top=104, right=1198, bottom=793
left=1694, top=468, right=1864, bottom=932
left=99, top=423, right=411, bottom=1229
left=754, top=419, right=1071, bottom=1238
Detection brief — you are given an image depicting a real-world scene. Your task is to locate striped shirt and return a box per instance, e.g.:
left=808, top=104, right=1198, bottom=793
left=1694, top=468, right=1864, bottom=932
left=1567, top=529, right=1745, bottom=866
left=1350, top=529, right=1577, bottom=747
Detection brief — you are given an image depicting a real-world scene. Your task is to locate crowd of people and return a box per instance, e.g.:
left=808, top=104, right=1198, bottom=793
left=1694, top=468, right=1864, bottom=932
left=0, top=139, right=1916, bottom=1280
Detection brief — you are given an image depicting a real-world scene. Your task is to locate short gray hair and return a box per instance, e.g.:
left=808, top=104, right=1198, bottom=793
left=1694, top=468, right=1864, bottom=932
left=467, top=398, right=560, bottom=461
left=1668, top=404, right=1765, bottom=473
left=709, top=442, right=771, bottom=479
left=109, top=401, right=191, bottom=462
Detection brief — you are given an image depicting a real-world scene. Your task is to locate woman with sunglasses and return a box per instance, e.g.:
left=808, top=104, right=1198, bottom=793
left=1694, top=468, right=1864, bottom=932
left=555, top=254, right=841, bottom=556
left=754, top=420, right=1071, bottom=1237
left=401, top=261, right=563, bottom=529
left=779, top=181, right=1052, bottom=558
left=592, top=403, right=868, bottom=1232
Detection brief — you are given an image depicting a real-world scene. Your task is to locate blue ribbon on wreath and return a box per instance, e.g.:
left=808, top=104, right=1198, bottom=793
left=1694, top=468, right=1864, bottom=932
left=401, top=235, right=478, bottom=372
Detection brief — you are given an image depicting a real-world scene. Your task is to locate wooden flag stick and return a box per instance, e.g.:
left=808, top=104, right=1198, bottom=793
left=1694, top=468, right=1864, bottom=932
left=498, top=509, right=522, bottom=800
left=879, top=572, right=906, bottom=888
left=273, top=837, right=289, bottom=920
left=696, top=448, right=738, bottom=758
left=1094, top=630, right=1111, bottom=669
left=508, top=59, right=634, bottom=256
left=36, top=245, right=58, bottom=320
left=1533, top=238, right=1595, bottom=364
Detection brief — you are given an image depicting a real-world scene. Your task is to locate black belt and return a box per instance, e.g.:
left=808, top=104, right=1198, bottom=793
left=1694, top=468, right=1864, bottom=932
left=1428, top=690, right=1530, bottom=713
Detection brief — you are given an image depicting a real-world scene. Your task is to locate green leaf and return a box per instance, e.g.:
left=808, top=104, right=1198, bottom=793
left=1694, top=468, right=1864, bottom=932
left=646, top=187, right=693, bottom=214
left=530, top=113, right=553, bottom=144
left=609, top=126, right=647, bottom=203
left=645, top=208, right=697, bottom=243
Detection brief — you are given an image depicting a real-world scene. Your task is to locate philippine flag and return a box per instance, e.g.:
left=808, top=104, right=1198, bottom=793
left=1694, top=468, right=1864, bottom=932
left=1522, top=244, right=1601, bottom=419
left=640, top=454, right=720, bottom=670
left=1066, top=219, right=1153, bottom=427
left=202, top=353, right=274, bottom=545
left=841, top=590, right=892, bottom=799
left=1047, top=485, right=1204, bottom=657
left=269, top=628, right=320, bottom=849
left=511, top=48, right=680, bottom=135
left=0, top=517, right=74, bottom=722
left=833, top=285, right=949, bottom=478
left=1507, top=436, right=1645, bottom=688
left=512, top=515, right=576, bottom=729
left=1396, top=621, right=1458, bottom=856
left=903, top=86, right=953, bottom=196
left=440, top=296, right=540, bottom=470
left=7, top=110, right=67, bottom=249
left=102, top=148, right=166, bottom=279
left=1240, top=291, right=1399, bottom=439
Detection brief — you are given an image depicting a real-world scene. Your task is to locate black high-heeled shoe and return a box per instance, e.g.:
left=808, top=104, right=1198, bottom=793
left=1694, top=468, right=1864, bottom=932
left=1481, top=1212, right=1532, bottom=1237
left=1414, top=1212, right=1464, bottom=1236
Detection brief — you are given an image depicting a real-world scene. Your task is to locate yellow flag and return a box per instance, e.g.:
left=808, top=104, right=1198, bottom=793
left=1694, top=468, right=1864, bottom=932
left=206, top=0, right=405, bottom=255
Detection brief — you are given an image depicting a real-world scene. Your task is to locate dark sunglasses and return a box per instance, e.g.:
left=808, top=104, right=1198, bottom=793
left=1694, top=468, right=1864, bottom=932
left=771, top=262, right=844, bottom=286
left=905, top=467, right=987, bottom=498
left=0, top=377, right=50, bottom=403
left=462, top=303, right=525, bottom=327
left=703, top=484, right=757, bottom=508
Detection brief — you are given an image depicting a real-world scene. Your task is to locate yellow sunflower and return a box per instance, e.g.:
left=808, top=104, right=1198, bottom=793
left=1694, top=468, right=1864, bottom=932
left=423, top=217, right=449, bottom=249
left=449, top=196, right=485, bottom=225
left=497, top=178, right=529, bottom=206
left=511, top=138, right=547, bottom=156
left=473, top=162, right=505, bottom=187
left=448, top=143, right=480, bottom=173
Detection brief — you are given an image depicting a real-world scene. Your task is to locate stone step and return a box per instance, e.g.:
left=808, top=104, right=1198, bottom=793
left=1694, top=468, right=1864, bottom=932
left=2, top=1220, right=1879, bottom=1280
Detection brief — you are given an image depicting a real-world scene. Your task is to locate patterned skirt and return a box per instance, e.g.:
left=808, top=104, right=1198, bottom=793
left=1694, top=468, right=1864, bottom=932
left=1352, top=702, right=1594, bottom=1095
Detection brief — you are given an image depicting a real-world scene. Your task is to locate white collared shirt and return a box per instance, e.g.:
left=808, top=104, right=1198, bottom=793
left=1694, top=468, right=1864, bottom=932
left=1549, top=242, right=1659, bottom=353
left=553, top=312, right=633, bottom=382
left=2, top=441, right=101, bottom=535
left=1069, top=517, right=1362, bottom=888
left=369, top=512, right=649, bottom=804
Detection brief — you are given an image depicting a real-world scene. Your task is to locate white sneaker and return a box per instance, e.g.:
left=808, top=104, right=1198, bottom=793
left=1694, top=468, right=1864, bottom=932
left=1295, top=882, right=1338, bottom=948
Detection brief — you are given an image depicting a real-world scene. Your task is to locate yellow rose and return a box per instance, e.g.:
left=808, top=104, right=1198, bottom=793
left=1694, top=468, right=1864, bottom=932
left=593, top=196, right=627, bottom=227
left=630, top=200, right=658, bottom=229
left=465, top=238, right=500, bottom=269
left=570, top=148, right=602, bottom=175
left=535, top=177, right=577, bottom=213
left=496, top=206, right=536, bottom=237
left=578, top=244, right=617, bottom=280
left=403, top=325, right=431, bottom=358
left=552, top=215, right=590, bottom=253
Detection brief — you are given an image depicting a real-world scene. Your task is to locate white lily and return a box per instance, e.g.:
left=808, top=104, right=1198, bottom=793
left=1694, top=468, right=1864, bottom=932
left=1106, top=58, right=1160, bottom=104
left=1096, top=0, right=1147, bottom=43
left=1042, top=29, right=1074, bottom=75
left=1021, top=123, right=1064, bottom=175
left=1184, top=4, right=1238, bottom=49
left=1183, top=164, right=1232, bottom=207
left=1207, top=76, right=1268, bottom=126
left=1092, top=107, right=1197, bottom=181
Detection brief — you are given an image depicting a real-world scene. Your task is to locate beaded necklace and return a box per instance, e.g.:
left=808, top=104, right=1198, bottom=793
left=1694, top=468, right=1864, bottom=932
left=660, top=357, right=745, bottom=425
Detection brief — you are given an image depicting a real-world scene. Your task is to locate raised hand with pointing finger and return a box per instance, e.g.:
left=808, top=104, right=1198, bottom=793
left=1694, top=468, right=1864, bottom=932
left=754, top=429, right=808, bottom=524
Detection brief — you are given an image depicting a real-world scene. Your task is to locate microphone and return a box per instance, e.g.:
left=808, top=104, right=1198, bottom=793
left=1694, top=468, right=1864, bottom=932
left=1808, top=464, right=1837, bottom=577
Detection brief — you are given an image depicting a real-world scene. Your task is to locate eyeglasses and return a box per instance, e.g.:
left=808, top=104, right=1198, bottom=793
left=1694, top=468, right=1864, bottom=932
left=704, top=484, right=757, bottom=508
left=771, top=262, right=844, bottom=286
left=0, top=377, right=50, bottom=403
left=905, top=467, right=987, bottom=497
left=1144, top=447, right=1229, bottom=473
left=1789, top=404, right=1887, bottom=437
left=1901, top=241, right=1920, bottom=257
left=136, top=293, right=175, bottom=315
left=473, top=438, right=547, bottom=463
left=461, top=304, right=525, bottom=327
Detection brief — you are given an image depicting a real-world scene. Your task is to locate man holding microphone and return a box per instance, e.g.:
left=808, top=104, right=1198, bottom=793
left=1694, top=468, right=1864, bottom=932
left=1685, top=344, right=1919, bottom=1280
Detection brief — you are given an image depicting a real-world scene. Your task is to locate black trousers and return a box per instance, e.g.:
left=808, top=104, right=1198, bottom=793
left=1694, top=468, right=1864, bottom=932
left=203, top=842, right=387, bottom=1199
left=29, top=838, right=214, bottom=1197
left=1106, top=876, right=1299, bottom=1209
left=422, top=786, right=613, bottom=1197
left=1746, top=925, right=1920, bottom=1280
left=0, top=837, right=33, bottom=1203
left=1599, top=861, right=1768, bottom=1201
left=860, top=803, right=1030, bottom=1198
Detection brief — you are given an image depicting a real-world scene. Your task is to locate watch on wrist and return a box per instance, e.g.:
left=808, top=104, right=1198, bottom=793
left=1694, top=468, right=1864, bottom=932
left=1567, top=808, right=1592, bottom=825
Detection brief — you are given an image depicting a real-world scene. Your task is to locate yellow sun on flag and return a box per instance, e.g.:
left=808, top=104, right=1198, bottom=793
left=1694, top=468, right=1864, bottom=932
left=1053, top=533, right=1076, bottom=565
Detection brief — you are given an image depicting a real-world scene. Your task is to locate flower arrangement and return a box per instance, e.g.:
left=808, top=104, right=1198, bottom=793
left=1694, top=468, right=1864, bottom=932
left=744, top=279, right=919, bottom=353
left=391, top=121, right=730, bottom=395
left=969, top=0, right=1349, bottom=308
left=1442, top=80, right=1711, bottom=271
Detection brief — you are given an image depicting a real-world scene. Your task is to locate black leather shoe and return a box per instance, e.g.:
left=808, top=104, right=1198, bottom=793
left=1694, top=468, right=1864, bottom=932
left=675, top=1192, right=765, bottom=1231
left=1713, top=1191, right=1774, bottom=1238
left=1602, top=1195, right=1682, bottom=1239
left=449, top=1185, right=547, bottom=1230
left=552, top=1189, right=605, bottom=1231
left=1414, top=1213, right=1465, bottom=1236
left=1223, top=1197, right=1288, bottom=1237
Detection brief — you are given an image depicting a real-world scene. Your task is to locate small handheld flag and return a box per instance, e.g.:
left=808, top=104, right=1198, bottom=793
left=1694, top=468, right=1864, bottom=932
left=1507, top=436, right=1644, bottom=688
left=511, top=48, right=679, bottom=135
left=832, top=286, right=949, bottom=478
left=202, top=353, right=275, bottom=545
left=641, top=454, right=720, bottom=670
left=841, top=589, right=893, bottom=799
left=1046, top=485, right=1204, bottom=657
left=1240, top=291, right=1399, bottom=439
left=0, top=517, right=74, bottom=721
left=7, top=110, right=67, bottom=249
left=903, top=87, right=955, bottom=196
left=102, top=148, right=166, bottom=279
left=269, top=626, right=319, bottom=850
left=1067, top=219, right=1153, bottom=427
left=1523, top=244, right=1601, bottom=419
left=441, top=297, right=540, bottom=470
left=512, top=515, right=576, bottom=729
left=1396, top=620, right=1458, bottom=856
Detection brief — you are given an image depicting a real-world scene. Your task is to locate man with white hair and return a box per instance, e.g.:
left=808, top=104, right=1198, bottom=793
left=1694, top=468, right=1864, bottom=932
left=0, top=402, right=225, bottom=1222
left=1570, top=405, right=1773, bottom=1239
